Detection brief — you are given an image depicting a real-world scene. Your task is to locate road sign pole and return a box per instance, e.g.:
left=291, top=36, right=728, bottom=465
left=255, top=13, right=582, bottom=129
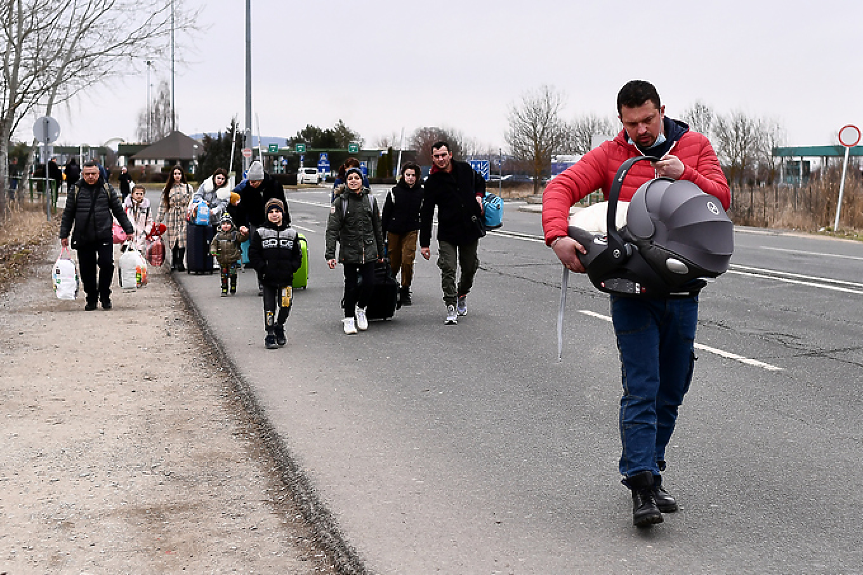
left=834, top=145, right=850, bottom=231
left=834, top=124, right=861, bottom=231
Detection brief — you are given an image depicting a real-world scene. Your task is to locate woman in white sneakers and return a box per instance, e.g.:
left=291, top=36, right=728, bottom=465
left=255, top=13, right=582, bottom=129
left=325, top=167, right=384, bottom=334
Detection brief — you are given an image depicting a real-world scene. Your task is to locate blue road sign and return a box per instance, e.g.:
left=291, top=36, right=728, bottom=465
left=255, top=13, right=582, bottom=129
left=317, top=152, right=331, bottom=175
left=469, top=160, right=490, bottom=181
left=360, top=161, right=368, bottom=177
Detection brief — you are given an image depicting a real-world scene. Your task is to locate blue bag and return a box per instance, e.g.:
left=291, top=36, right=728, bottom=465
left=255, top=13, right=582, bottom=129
left=483, top=192, right=503, bottom=229
left=240, top=238, right=250, bottom=265
left=195, top=201, right=210, bottom=226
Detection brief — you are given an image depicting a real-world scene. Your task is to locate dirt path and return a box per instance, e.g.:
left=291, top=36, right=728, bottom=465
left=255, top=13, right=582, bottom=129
left=0, top=244, right=338, bottom=574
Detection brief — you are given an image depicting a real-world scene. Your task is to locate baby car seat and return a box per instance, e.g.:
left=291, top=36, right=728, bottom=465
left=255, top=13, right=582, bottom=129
left=567, top=156, right=734, bottom=297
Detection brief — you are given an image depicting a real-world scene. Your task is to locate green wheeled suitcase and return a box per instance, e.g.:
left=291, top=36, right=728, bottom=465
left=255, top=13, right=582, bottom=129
left=292, top=233, right=308, bottom=289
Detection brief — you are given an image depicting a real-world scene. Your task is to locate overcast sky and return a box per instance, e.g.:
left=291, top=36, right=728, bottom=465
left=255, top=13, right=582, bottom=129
left=42, top=0, right=863, bottom=153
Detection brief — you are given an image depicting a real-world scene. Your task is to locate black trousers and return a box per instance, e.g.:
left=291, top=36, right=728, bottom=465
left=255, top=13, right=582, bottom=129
left=77, top=240, right=114, bottom=302
left=262, top=284, right=291, bottom=330
left=343, top=261, right=375, bottom=318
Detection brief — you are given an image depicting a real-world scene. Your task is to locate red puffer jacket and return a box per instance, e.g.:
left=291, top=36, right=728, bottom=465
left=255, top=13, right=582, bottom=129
left=542, top=125, right=730, bottom=245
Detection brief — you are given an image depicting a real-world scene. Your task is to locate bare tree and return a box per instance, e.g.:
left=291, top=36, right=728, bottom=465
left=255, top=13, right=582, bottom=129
left=568, top=113, right=617, bottom=154
left=505, top=85, right=569, bottom=193
left=374, top=131, right=402, bottom=149
left=136, top=81, right=176, bottom=143
left=756, top=118, right=785, bottom=185
left=0, top=0, right=197, bottom=218
left=712, top=111, right=763, bottom=186
left=410, top=126, right=465, bottom=164
left=681, top=101, right=714, bottom=137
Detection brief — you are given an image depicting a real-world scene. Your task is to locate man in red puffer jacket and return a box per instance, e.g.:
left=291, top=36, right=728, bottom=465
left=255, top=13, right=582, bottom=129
left=543, top=80, right=730, bottom=529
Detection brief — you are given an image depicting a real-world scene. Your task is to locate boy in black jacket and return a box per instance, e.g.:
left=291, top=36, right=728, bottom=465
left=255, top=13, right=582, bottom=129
left=248, top=198, right=303, bottom=349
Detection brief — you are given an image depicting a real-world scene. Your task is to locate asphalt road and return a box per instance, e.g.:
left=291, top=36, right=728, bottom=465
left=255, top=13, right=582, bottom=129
left=173, top=187, right=863, bottom=575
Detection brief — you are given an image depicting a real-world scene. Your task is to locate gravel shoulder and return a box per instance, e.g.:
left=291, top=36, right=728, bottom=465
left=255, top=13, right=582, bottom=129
left=0, top=241, right=339, bottom=574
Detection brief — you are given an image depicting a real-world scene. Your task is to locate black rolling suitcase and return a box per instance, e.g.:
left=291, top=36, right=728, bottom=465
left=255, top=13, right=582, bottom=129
left=186, top=222, right=214, bottom=274
left=364, top=259, right=399, bottom=321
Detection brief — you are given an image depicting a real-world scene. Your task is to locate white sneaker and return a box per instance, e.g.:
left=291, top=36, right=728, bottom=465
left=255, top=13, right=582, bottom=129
left=445, top=304, right=458, bottom=325
left=355, top=306, right=368, bottom=331
left=457, top=295, right=467, bottom=316
left=343, top=317, right=358, bottom=335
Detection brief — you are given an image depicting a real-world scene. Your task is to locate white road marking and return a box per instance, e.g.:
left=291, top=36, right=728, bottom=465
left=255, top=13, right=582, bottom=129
left=727, top=267, right=863, bottom=294
left=760, top=246, right=863, bottom=261
left=577, top=309, right=783, bottom=372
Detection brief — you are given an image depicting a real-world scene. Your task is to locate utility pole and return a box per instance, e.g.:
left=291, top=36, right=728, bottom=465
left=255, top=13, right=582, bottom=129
left=170, top=0, right=175, bottom=133
left=146, top=60, right=152, bottom=142
left=244, top=0, right=252, bottom=172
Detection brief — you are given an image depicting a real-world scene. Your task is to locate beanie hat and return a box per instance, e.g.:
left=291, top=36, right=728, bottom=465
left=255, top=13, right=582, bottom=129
left=247, top=160, right=264, bottom=180
left=345, top=166, right=363, bottom=179
left=219, top=212, right=234, bottom=226
left=265, top=198, right=285, bottom=214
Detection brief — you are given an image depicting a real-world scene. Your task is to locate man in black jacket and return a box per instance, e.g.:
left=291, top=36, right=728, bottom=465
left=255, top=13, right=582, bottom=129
left=231, top=160, right=289, bottom=232
left=419, top=141, right=485, bottom=325
left=60, top=161, right=133, bottom=310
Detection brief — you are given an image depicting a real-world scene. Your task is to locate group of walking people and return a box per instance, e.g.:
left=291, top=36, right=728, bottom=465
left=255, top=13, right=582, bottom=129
left=57, top=79, right=731, bottom=531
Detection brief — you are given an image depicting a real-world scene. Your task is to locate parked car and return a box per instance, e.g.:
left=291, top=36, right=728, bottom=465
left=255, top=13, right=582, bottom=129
left=502, top=174, right=533, bottom=183
left=297, top=167, right=321, bottom=184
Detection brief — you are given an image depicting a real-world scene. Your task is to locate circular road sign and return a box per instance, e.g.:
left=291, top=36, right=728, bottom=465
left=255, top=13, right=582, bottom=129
left=241, top=147, right=253, bottom=158
left=33, top=116, right=61, bottom=144
left=839, top=124, right=861, bottom=148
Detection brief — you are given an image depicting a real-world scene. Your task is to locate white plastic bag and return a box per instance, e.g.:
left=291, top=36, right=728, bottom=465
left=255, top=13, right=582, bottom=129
left=119, top=248, right=139, bottom=290
left=52, top=247, right=79, bottom=300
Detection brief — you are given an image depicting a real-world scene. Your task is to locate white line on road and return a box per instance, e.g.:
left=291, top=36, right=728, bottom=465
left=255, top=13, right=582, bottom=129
left=577, top=309, right=783, bottom=372
left=760, top=245, right=863, bottom=261
left=727, top=267, right=863, bottom=294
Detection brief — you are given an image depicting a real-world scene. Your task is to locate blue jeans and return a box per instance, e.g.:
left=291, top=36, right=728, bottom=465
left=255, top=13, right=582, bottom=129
left=610, top=295, right=698, bottom=479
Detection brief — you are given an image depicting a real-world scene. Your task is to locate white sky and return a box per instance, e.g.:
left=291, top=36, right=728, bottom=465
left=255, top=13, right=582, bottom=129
left=40, top=0, right=863, bottom=152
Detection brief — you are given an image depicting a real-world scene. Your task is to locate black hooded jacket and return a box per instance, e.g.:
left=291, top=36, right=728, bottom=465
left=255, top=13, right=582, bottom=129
left=381, top=178, right=423, bottom=236
left=248, top=221, right=302, bottom=287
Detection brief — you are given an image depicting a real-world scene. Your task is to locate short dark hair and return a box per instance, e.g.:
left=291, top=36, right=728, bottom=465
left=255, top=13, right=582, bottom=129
left=400, top=162, right=421, bottom=177
left=617, top=80, right=661, bottom=114
left=432, top=141, right=449, bottom=154
left=83, top=160, right=99, bottom=169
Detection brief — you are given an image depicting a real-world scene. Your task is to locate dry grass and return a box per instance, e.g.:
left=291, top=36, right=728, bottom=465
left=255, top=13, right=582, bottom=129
left=0, top=203, right=60, bottom=292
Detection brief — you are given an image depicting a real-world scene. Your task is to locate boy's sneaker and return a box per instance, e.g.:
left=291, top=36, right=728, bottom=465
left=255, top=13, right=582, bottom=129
left=457, top=295, right=467, bottom=316
left=445, top=305, right=458, bottom=325
left=355, top=306, right=368, bottom=331
left=265, top=333, right=278, bottom=349
left=221, top=289, right=228, bottom=297
left=343, top=317, right=358, bottom=335
left=273, top=324, right=287, bottom=347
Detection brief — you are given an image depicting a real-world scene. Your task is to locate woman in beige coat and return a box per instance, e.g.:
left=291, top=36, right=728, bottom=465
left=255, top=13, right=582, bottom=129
left=157, top=165, right=193, bottom=271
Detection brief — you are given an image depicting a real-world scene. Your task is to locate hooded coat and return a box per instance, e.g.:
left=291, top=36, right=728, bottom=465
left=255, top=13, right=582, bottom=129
left=192, top=174, right=231, bottom=225
left=542, top=118, right=730, bottom=245
left=381, top=178, right=423, bottom=236
left=325, top=187, right=384, bottom=264
left=248, top=220, right=302, bottom=287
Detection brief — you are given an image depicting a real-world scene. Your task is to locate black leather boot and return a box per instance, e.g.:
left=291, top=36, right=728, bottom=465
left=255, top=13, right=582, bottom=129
left=626, top=471, right=663, bottom=527
left=176, top=248, right=186, bottom=272
left=170, top=247, right=179, bottom=271
left=400, top=286, right=412, bottom=306
left=653, top=475, right=678, bottom=513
